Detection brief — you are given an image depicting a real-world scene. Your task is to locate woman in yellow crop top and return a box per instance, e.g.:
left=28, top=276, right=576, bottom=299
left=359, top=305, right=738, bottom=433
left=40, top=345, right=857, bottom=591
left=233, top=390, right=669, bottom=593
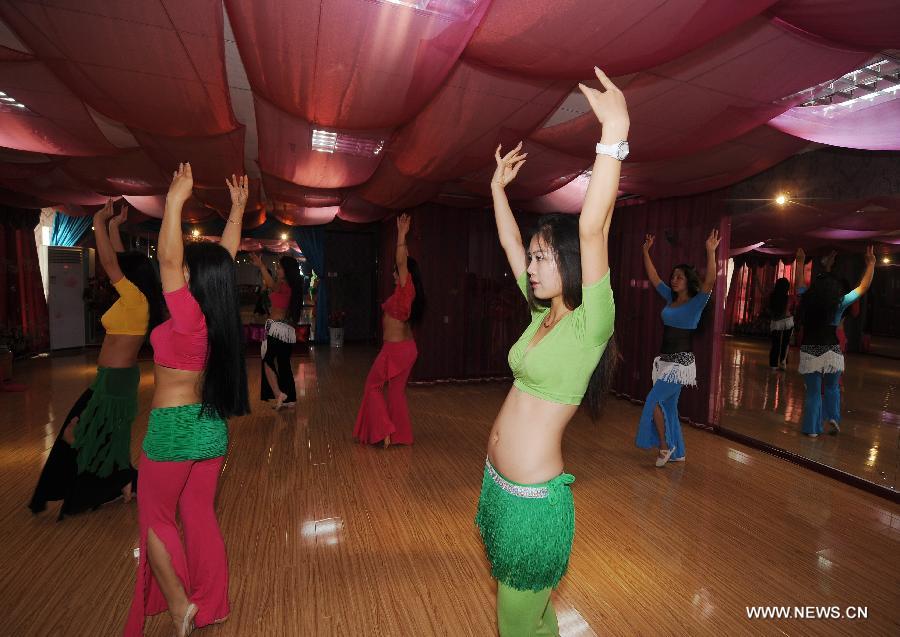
left=29, top=199, right=163, bottom=519
left=475, top=68, right=624, bottom=637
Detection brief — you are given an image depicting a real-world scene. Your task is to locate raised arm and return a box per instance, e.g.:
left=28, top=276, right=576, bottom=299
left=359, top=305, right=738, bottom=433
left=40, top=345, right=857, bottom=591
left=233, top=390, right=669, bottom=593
left=108, top=202, right=128, bottom=252
left=250, top=252, right=275, bottom=290
left=396, top=213, right=411, bottom=286
left=221, top=174, right=248, bottom=259
left=158, top=163, right=192, bottom=293
left=577, top=68, right=629, bottom=286
left=93, top=199, right=124, bottom=283
left=854, top=245, right=876, bottom=297
left=793, top=248, right=806, bottom=291
left=642, top=234, right=662, bottom=288
left=701, top=229, right=720, bottom=293
left=491, top=143, right=528, bottom=277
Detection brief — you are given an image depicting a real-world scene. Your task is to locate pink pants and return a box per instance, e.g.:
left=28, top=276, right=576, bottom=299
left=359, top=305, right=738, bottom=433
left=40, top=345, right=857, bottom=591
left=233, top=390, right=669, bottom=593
left=124, top=454, right=228, bottom=636
left=353, top=339, right=417, bottom=445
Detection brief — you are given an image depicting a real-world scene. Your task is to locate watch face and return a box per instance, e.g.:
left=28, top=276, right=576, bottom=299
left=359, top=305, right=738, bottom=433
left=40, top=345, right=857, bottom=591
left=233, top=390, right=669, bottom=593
left=616, top=141, right=630, bottom=161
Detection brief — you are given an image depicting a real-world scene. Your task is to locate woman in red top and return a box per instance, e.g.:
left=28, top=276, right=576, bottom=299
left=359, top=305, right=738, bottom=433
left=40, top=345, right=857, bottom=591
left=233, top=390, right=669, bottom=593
left=353, top=213, right=426, bottom=448
left=250, top=253, right=304, bottom=408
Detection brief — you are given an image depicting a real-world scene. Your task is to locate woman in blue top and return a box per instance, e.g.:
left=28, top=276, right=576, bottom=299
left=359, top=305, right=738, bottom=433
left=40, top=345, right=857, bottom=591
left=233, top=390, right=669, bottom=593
left=793, top=247, right=875, bottom=436
left=636, top=230, right=719, bottom=466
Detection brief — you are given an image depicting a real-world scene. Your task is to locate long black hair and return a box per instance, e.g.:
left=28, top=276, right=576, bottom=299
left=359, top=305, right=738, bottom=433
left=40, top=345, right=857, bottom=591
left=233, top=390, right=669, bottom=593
left=406, top=256, right=426, bottom=326
left=526, top=214, right=618, bottom=420
left=768, top=277, right=791, bottom=318
left=799, top=272, right=844, bottom=332
left=668, top=263, right=701, bottom=300
left=279, top=255, right=305, bottom=324
left=117, top=251, right=164, bottom=332
left=184, top=243, right=250, bottom=419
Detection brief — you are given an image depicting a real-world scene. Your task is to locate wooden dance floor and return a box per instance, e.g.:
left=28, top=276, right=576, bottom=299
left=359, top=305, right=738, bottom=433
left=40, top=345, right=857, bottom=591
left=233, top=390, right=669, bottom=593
left=721, top=336, right=899, bottom=490
left=1, top=347, right=898, bottom=636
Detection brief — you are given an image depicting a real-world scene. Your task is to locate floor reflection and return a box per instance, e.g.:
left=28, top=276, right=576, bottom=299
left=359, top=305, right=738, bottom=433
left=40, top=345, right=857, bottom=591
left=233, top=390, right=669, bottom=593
left=721, top=336, right=899, bottom=490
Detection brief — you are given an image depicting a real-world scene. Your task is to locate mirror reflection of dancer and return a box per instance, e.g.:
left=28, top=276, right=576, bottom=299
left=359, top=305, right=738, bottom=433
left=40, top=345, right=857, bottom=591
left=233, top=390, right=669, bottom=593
left=250, top=252, right=304, bottom=409
left=794, top=246, right=875, bottom=437
left=125, top=166, right=250, bottom=637
left=476, top=68, right=622, bottom=637
left=768, top=278, right=793, bottom=370
left=353, top=213, right=426, bottom=448
left=636, top=229, right=719, bottom=467
left=29, top=200, right=163, bottom=519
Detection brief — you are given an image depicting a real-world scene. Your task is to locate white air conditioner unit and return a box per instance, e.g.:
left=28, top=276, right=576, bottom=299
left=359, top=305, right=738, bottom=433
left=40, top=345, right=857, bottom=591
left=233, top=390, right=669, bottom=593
left=48, top=246, right=87, bottom=350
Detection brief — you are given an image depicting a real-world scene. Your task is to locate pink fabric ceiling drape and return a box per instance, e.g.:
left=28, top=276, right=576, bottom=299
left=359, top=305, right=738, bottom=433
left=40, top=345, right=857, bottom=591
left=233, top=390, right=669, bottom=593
left=769, top=96, right=900, bottom=151
left=0, top=0, right=895, bottom=224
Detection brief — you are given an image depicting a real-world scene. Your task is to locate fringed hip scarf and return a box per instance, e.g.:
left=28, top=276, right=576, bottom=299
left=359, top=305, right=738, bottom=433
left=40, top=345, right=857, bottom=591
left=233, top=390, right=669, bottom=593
left=799, top=344, right=844, bottom=375
left=142, top=404, right=228, bottom=462
left=261, top=319, right=296, bottom=358
left=475, top=457, right=575, bottom=592
left=71, top=366, right=140, bottom=476
left=652, top=352, right=697, bottom=386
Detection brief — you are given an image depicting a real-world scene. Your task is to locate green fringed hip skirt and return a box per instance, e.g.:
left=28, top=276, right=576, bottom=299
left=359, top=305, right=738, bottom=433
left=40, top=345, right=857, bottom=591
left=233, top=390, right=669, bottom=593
left=71, top=366, right=140, bottom=477
left=475, top=457, right=575, bottom=592
left=142, top=403, right=228, bottom=462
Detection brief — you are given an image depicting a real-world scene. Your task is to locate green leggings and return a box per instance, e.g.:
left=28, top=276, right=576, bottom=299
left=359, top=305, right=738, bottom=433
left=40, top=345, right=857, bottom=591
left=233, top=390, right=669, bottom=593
left=498, top=582, right=558, bottom=637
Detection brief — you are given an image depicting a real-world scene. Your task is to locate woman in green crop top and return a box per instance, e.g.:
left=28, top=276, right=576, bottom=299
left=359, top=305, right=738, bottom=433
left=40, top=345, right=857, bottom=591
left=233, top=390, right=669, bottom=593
left=475, top=68, right=624, bottom=637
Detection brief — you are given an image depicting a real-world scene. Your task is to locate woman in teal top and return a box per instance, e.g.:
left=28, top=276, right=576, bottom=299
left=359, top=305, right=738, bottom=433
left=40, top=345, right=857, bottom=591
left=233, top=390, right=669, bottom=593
left=476, top=68, right=622, bottom=637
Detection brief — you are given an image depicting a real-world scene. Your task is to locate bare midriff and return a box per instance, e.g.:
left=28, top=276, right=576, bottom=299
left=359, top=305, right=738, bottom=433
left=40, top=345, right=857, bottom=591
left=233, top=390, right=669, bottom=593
left=151, top=366, right=203, bottom=409
left=268, top=306, right=288, bottom=322
left=97, top=334, right=145, bottom=369
left=487, top=386, right=578, bottom=484
left=382, top=313, right=413, bottom=343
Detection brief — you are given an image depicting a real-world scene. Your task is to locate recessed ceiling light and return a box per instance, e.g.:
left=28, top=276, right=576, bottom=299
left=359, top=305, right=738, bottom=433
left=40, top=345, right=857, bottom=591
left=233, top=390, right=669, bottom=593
left=1, top=97, right=15, bottom=102
left=311, top=128, right=385, bottom=157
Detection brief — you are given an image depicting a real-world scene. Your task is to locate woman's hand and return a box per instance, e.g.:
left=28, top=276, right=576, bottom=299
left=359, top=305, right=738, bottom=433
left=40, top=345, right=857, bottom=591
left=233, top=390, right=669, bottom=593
left=864, top=245, right=876, bottom=266
left=706, top=228, right=720, bottom=253
left=226, top=173, right=249, bottom=209
left=491, top=143, right=527, bottom=189
left=109, top=203, right=128, bottom=228
left=249, top=252, right=262, bottom=268
left=642, top=234, right=655, bottom=253
left=796, top=247, right=805, bottom=263
left=167, top=162, right=193, bottom=205
left=93, top=198, right=115, bottom=223
left=397, top=212, right=411, bottom=237
left=578, top=67, right=629, bottom=139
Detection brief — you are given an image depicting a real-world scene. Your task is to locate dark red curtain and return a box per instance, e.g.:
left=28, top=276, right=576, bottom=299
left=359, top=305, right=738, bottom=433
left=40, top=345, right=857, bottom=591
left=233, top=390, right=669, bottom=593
left=725, top=254, right=803, bottom=336
left=0, top=207, right=49, bottom=355
left=608, top=195, right=731, bottom=427
left=377, top=205, right=531, bottom=382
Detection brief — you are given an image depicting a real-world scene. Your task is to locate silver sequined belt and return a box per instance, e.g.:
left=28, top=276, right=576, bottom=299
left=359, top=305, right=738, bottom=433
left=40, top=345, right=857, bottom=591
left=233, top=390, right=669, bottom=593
left=485, top=458, right=550, bottom=498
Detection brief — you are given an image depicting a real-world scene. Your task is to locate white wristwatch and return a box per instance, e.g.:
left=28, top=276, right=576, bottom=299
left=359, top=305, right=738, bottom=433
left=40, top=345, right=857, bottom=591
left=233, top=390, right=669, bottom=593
left=596, top=141, right=629, bottom=161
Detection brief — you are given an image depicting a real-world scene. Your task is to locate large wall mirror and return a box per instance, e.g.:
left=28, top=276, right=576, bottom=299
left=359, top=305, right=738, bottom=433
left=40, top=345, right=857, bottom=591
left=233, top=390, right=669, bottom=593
left=716, top=149, right=899, bottom=496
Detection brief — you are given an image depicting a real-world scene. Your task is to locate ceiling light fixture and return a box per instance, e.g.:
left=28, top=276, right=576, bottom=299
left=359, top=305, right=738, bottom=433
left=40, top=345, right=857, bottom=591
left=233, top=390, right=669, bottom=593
left=311, top=128, right=385, bottom=157
left=785, top=55, right=900, bottom=108
left=775, top=193, right=788, bottom=206
left=379, top=0, right=480, bottom=19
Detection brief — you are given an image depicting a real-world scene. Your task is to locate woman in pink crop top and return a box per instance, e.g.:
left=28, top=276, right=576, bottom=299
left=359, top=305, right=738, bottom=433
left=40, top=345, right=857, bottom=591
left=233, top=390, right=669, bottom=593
left=250, top=253, right=305, bottom=409
left=30, top=199, right=163, bottom=520
left=475, top=69, right=623, bottom=636
left=125, top=165, right=250, bottom=637
left=353, top=213, right=426, bottom=448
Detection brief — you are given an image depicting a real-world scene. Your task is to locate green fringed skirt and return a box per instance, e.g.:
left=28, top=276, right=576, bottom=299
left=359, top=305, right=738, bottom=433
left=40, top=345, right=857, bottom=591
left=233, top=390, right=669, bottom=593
left=71, top=366, right=140, bottom=477
left=475, top=458, right=575, bottom=592
left=142, top=403, right=228, bottom=462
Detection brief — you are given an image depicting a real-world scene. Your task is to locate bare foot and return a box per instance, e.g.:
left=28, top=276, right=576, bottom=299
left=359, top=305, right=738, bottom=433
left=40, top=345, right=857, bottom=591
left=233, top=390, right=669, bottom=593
left=62, top=417, right=79, bottom=444
left=383, top=435, right=391, bottom=449
left=274, top=393, right=287, bottom=410
left=121, top=481, right=134, bottom=503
